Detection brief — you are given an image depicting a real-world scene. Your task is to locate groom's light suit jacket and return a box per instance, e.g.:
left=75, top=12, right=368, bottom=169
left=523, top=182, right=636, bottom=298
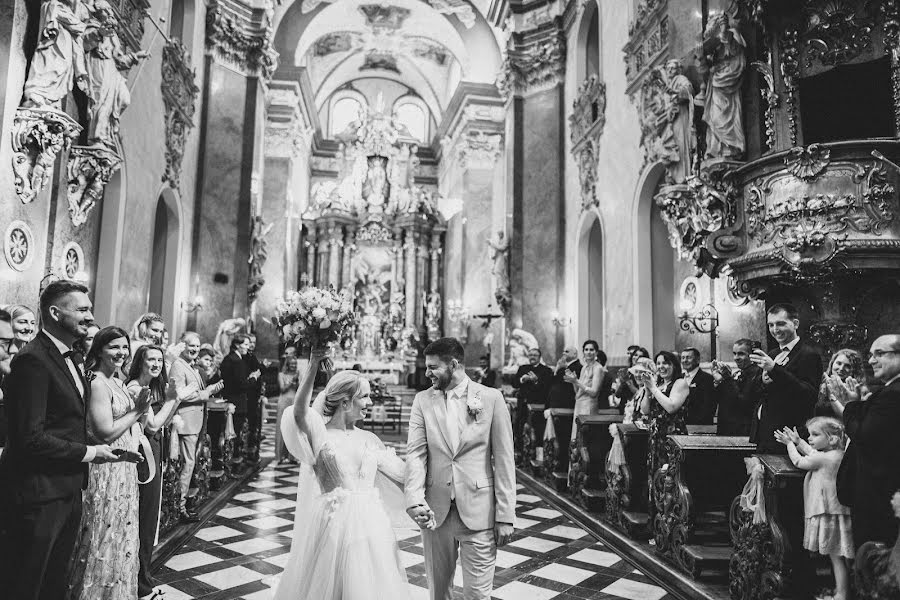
left=405, top=379, right=516, bottom=531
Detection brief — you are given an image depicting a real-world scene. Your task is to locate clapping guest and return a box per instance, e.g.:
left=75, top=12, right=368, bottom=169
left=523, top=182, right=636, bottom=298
left=511, top=348, right=552, bottom=442
left=547, top=346, right=581, bottom=411
left=566, top=340, right=606, bottom=442
left=220, top=334, right=258, bottom=466
left=0, top=281, right=121, bottom=600
left=244, top=333, right=265, bottom=462
left=713, top=339, right=764, bottom=435
left=681, top=347, right=716, bottom=425
left=126, top=345, right=180, bottom=600
left=68, top=326, right=150, bottom=600
left=4, top=304, right=37, bottom=344
left=816, top=349, right=865, bottom=418
left=611, top=345, right=648, bottom=413
left=477, top=355, right=497, bottom=388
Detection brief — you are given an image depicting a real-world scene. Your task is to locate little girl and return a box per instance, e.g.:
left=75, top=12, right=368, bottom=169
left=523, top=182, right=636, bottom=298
left=775, top=418, right=853, bottom=600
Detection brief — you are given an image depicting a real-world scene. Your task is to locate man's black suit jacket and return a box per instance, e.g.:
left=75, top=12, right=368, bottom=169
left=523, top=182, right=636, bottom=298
left=0, top=332, right=89, bottom=504
left=221, top=351, right=252, bottom=413
left=685, top=369, right=717, bottom=425
left=546, top=360, right=582, bottom=410
left=512, top=363, right=553, bottom=406
left=716, top=364, right=763, bottom=435
left=749, top=341, right=822, bottom=453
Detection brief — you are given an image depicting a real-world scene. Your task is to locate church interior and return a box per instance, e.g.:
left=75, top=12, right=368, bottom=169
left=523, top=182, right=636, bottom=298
left=3, top=0, right=900, bottom=598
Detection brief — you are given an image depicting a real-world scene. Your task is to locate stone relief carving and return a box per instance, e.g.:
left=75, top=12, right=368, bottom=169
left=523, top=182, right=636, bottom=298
left=60, top=241, right=85, bottom=279
left=696, top=13, right=747, bottom=161
left=573, top=139, right=598, bottom=210
left=425, top=291, right=442, bottom=340
left=784, top=143, right=830, bottom=180
left=11, top=108, right=82, bottom=203
left=110, top=0, right=151, bottom=54
left=568, top=76, right=606, bottom=209
left=780, top=28, right=801, bottom=146
left=623, top=0, right=668, bottom=84
left=455, top=129, right=503, bottom=170
left=161, top=40, right=199, bottom=189
left=206, top=0, right=278, bottom=81
left=66, top=145, right=122, bottom=227
left=486, top=231, right=511, bottom=315
left=751, top=61, right=779, bottom=150
left=496, top=29, right=565, bottom=98
left=248, top=215, right=273, bottom=303
left=635, top=64, right=697, bottom=184
left=265, top=121, right=313, bottom=159
left=803, top=0, right=873, bottom=67
left=426, top=0, right=476, bottom=29
left=4, top=221, right=36, bottom=273
left=880, top=1, right=900, bottom=133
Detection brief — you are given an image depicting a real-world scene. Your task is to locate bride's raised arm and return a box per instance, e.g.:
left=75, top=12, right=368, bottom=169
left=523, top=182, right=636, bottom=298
left=292, top=346, right=327, bottom=436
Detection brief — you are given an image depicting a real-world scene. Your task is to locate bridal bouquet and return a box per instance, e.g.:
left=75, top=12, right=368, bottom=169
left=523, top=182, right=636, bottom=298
left=273, top=286, right=355, bottom=348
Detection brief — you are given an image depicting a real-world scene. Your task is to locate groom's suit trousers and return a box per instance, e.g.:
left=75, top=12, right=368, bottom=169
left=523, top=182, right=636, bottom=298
left=422, top=503, right=496, bottom=600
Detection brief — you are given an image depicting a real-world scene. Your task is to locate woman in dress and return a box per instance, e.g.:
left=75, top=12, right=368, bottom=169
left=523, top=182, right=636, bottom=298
left=3, top=304, right=36, bottom=344
left=68, top=327, right=151, bottom=600
left=816, top=349, right=865, bottom=418
left=565, top=339, right=606, bottom=442
left=275, top=346, right=412, bottom=600
left=274, top=354, right=302, bottom=463
left=126, top=345, right=181, bottom=600
left=639, top=350, right=689, bottom=528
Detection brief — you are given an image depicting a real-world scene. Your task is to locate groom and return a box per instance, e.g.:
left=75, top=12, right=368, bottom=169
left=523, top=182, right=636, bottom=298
left=406, top=337, right=516, bottom=600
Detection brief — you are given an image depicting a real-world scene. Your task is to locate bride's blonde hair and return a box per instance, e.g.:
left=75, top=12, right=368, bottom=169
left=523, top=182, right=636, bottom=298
left=320, top=371, right=367, bottom=417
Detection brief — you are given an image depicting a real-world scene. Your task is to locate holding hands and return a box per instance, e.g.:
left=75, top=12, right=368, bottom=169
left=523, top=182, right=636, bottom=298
left=407, top=504, right=436, bottom=530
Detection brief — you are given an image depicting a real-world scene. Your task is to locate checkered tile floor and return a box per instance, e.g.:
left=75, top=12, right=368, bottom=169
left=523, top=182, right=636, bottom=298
left=154, top=423, right=675, bottom=600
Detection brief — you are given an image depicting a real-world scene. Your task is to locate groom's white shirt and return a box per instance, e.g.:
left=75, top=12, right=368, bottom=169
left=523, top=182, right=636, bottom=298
left=405, top=376, right=516, bottom=530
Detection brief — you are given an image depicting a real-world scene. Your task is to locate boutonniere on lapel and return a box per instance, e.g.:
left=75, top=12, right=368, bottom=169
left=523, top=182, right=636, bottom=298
left=466, top=392, right=483, bottom=418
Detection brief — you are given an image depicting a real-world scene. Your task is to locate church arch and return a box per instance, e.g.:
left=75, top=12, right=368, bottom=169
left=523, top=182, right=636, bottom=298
left=148, top=187, right=184, bottom=332
left=576, top=208, right=604, bottom=347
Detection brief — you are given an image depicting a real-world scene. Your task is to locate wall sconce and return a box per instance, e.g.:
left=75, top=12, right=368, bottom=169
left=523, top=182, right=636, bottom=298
left=678, top=301, right=719, bottom=335
left=181, top=295, right=205, bottom=313
left=550, top=310, right=571, bottom=328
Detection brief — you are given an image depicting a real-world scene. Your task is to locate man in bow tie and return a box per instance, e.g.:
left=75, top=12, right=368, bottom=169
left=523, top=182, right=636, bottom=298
left=0, top=281, right=121, bottom=600
left=406, top=337, right=516, bottom=600
left=749, top=303, right=822, bottom=453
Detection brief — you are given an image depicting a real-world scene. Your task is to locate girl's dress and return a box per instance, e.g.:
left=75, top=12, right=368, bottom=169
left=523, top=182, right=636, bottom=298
left=794, top=447, right=854, bottom=559
left=67, top=375, right=141, bottom=600
left=274, top=407, right=412, bottom=600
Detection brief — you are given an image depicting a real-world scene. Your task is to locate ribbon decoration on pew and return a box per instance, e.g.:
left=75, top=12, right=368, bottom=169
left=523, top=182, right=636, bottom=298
left=543, top=409, right=555, bottom=442
left=738, top=456, right=767, bottom=524
left=225, top=403, right=236, bottom=439
left=606, top=423, right=626, bottom=472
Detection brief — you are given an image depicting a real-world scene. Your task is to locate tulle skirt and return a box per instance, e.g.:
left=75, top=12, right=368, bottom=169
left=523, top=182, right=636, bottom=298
left=273, top=486, right=410, bottom=600
left=804, top=514, right=854, bottom=559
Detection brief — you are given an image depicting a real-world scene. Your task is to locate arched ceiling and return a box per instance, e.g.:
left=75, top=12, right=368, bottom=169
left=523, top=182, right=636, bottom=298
left=273, top=0, right=502, bottom=125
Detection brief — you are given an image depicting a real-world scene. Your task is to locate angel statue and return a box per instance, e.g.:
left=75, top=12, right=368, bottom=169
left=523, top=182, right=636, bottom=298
left=486, top=230, right=510, bottom=313
left=696, top=12, right=746, bottom=160
left=504, top=328, right=538, bottom=372
left=21, top=0, right=88, bottom=108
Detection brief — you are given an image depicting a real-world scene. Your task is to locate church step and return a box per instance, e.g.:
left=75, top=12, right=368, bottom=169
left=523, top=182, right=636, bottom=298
left=677, top=544, right=733, bottom=580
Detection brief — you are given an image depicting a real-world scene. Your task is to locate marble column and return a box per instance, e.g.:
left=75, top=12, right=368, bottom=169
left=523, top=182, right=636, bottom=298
left=316, top=226, right=329, bottom=286
left=341, top=225, right=356, bottom=289
left=304, top=224, right=317, bottom=285
left=327, top=224, right=342, bottom=288
left=189, top=0, right=277, bottom=338
left=404, top=230, right=418, bottom=330
left=392, top=229, right=405, bottom=302
left=415, top=237, right=429, bottom=327
left=429, top=232, right=442, bottom=294
left=501, top=23, right=567, bottom=357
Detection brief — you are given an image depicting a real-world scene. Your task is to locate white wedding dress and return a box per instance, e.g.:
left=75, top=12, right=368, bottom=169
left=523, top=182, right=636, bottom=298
left=274, top=403, right=412, bottom=600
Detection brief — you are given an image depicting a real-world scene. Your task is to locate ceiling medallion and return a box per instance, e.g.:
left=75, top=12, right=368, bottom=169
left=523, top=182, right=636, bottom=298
left=4, top=220, right=35, bottom=272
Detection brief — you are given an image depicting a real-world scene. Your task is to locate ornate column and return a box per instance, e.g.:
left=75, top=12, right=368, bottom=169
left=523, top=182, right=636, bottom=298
left=304, top=225, right=317, bottom=285
left=392, top=228, right=405, bottom=297
left=415, top=235, right=429, bottom=327
left=327, top=223, right=342, bottom=287
left=190, top=0, right=277, bottom=337
left=429, top=232, right=442, bottom=294
left=341, top=225, right=356, bottom=289
left=316, top=225, right=329, bottom=285
left=404, top=230, right=418, bottom=330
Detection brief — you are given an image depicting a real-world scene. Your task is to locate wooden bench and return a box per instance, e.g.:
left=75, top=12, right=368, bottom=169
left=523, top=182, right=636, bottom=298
left=653, top=434, right=756, bottom=578
left=568, top=411, right=623, bottom=512
left=542, top=408, right=575, bottom=492
left=729, top=454, right=810, bottom=600
left=605, top=423, right=650, bottom=537
left=520, top=403, right=546, bottom=475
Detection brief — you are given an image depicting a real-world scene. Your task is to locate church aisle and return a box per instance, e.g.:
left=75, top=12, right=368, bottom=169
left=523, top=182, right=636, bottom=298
left=153, top=428, right=676, bottom=600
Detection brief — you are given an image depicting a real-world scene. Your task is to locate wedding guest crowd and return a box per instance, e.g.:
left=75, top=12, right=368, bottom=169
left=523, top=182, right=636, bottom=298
left=0, top=282, right=269, bottom=599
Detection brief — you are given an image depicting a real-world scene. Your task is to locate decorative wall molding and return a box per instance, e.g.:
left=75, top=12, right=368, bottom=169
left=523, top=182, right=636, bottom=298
left=445, top=128, right=504, bottom=170
left=496, top=25, right=566, bottom=98
left=3, top=220, right=35, bottom=272
left=110, top=0, right=151, bottom=54
left=67, top=145, right=123, bottom=227
left=161, top=41, right=200, bottom=189
left=60, top=241, right=86, bottom=280
left=11, top=108, right=82, bottom=204
left=569, top=76, right=606, bottom=210
left=265, top=122, right=314, bottom=158
left=623, top=0, right=669, bottom=90
left=206, top=0, right=279, bottom=80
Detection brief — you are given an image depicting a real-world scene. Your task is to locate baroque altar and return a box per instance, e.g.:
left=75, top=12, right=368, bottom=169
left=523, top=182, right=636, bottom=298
left=302, top=106, right=446, bottom=368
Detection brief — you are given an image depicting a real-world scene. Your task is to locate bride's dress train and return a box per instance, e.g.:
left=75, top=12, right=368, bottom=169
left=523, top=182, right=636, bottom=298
left=273, top=408, right=412, bottom=600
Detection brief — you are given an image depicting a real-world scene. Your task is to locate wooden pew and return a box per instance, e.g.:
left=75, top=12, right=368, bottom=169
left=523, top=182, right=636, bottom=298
left=856, top=518, right=900, bottom=600
left=606, top=423, right=650, bottom=537
left=568, top=410, right=623, bottom=512
left=542, top=408, right=575, bottom=492
left=729, top=454, right=810, bottom=600
left=653, top=434, right=756, bottom=578
left=207, top=403, right=234, bottom=490
left=520, top=403, right=546, bottom=475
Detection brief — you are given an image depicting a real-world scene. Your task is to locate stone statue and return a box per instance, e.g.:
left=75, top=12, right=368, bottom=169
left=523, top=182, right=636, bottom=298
left=504, top=328, right=538, bottom=371
left=425, top=292, right=442, bottom=339
left=82, top=0, right=150, bottom=150
left=662, top=59, right=696, bottom=184
left=248, top=215, right=273, bottom=303
left=22, top=0, right=88, bottom=108
left=365, top=156, right=388, bottom=209
left=486, top=229, right=510, bottom=290
left=696, top=13, right=746, bottom=160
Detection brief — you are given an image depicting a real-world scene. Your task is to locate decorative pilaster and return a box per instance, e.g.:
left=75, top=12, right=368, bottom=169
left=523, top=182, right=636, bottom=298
left=342, top=226, right=356, bottom=288
left=497, top=22, right=566, bottom=99
left=162, top=41, right=200, bottom=190
left=327, top=224, right=342, bottom=287
left=404, top=230, right=418, bottom=329
left=205, top=0, right=278, bottom=81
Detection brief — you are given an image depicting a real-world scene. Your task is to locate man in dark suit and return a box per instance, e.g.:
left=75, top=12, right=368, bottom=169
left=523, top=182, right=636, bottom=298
left=511, top=348, right=553, bottom=442
left=220, top=333, right=259, bottom=466
left=749, top=303, right=822, bottom=453
left=714, top=339, right=764, bottom=435
left=681, top=347, right=717, bottom=425
left=546, top=346, right=582, bottom=410
left=244, top=333, right=265, bottom=462
left=477, top=355, right=497, bottom=388
left=0, top=281, right=120, bottom=600
left=0, top=308, right=17, bottom=450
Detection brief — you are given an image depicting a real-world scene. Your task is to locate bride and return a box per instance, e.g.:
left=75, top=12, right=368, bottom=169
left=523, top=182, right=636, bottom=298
left=273, top=345, right=414, bottom=600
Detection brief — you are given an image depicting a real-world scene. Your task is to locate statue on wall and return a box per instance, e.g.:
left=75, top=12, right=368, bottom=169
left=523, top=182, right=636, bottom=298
left=248, top=215, right=273, bottom=303
left=696, top=13, right=747, bottom=160
left=662, top=59, right=696, bottom=184
left=504, top=328, right=538, bottom=372
left=425, top=291, right=442, bottom=340
left=82, top=0, right=150, bottom=150
left=486, top=230, right=511, bottom=313
left=21, top=0, right=88, bottom=108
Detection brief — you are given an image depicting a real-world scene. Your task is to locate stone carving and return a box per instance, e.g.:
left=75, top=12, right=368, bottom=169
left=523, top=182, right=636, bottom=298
left=456, top=129, right=503, bottom=169
left=161, top=40, right=199, bottom=189
left=623, top=0, right=668, bottom=84
left=696, top=13, right=747, bottom=160
left=66, top=145, right=122, bottom=227
left=751, top=61, right=779, bottom=150
left=426, top=0, right=475, bottom=29
left=486, top=230, right=511, bottom=315
left=21, top=0, right=87, bottom=108
left=880, top=2, right=900, bottom=134
left=569, top=76, right=607, bottom=145
left=780, top=29, right=801, bottom=146
left=803, top=0, right=873, bottom=67
left=61, top=241, right=85, bottom=279
left=248, top=215, right=273, bottom=303
left=11, top=108, right=82, bottom=203
left=497, top=30, right=565, bottom=98
left=784, top=144, right=830, bottom=181
left=574, top=139, right=598, bottom=210
left=82, top=0, right=149, bottom=150
left=4, top=221, right=36, bottom=273
left=265, top=121, right=313, bottom=159
left=206, top=0, right=278, bottom=81
left=425, top=291, right=442, bottom=340
left=662, top=59, right=696, bottom=184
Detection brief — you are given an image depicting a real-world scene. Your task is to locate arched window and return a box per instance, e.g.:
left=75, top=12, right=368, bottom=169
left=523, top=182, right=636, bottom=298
left=586, top=7, right=600, bottom=79
left=394, top=98, right=428, bottom=142
left=330, top=94, right=365, bottom=137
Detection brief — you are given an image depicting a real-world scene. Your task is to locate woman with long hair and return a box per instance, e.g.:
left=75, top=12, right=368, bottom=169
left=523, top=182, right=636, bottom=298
left=126, top=344, right=180, bottom=600
left=68, top=327, right=150, bottom=599
left=816, top=349, right=866, bottom=418
left=564, top=340, right=606, bottom=442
